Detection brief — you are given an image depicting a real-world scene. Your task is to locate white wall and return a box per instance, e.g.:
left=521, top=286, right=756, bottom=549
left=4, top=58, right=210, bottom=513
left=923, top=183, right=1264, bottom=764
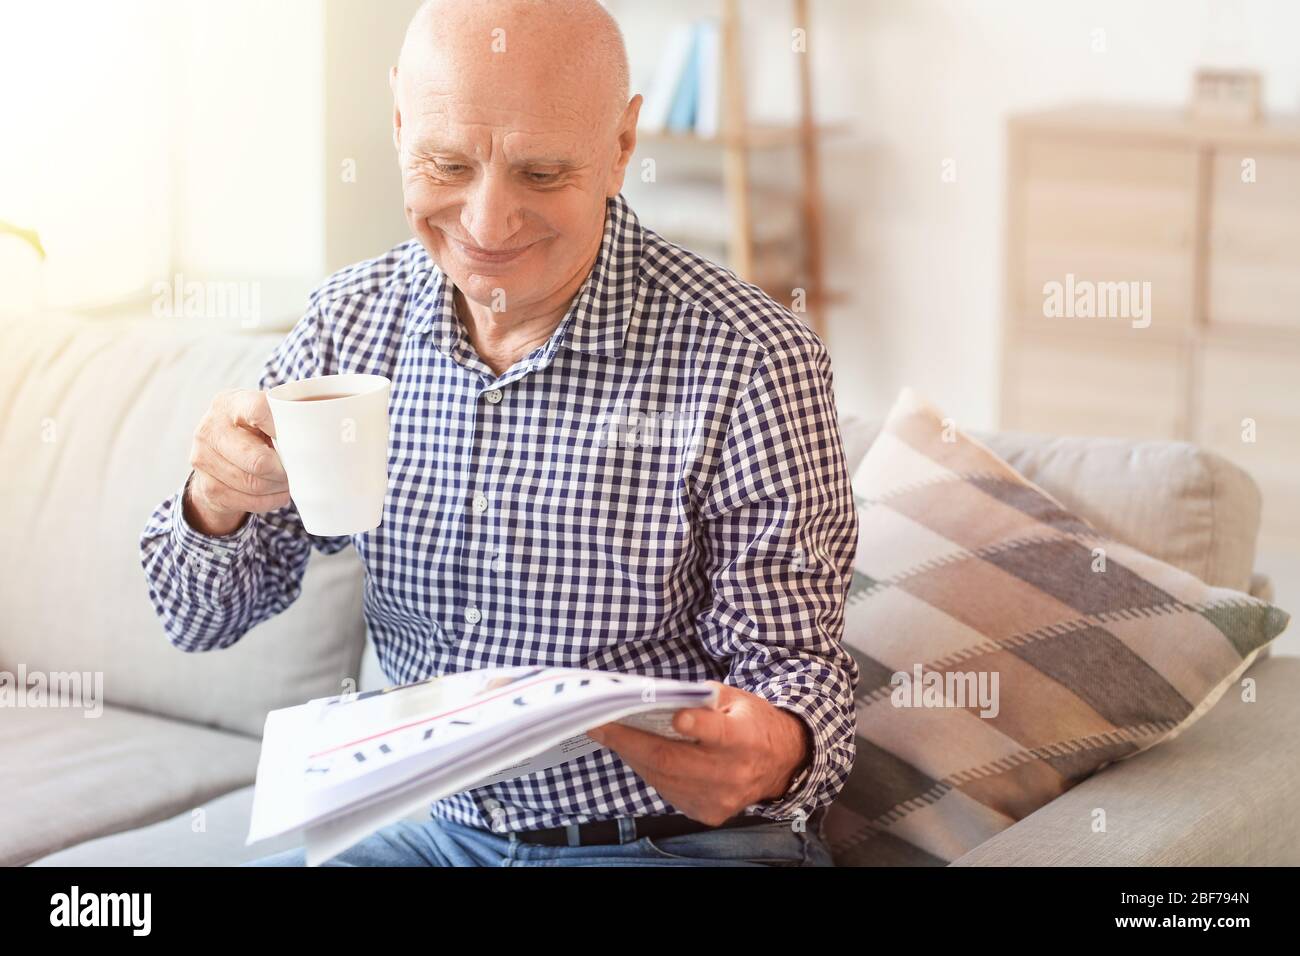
left=323, top=0, right=421, bottom=274
left=0, top=0, right=327, bottom=320
left=0, top=0, right=173, bottom=312
left=170, top=0, right=326, bottom=318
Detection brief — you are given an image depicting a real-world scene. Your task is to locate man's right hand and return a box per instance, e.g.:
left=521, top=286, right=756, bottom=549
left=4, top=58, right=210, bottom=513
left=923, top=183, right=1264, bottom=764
left=183, top=388, right=291, bottom=537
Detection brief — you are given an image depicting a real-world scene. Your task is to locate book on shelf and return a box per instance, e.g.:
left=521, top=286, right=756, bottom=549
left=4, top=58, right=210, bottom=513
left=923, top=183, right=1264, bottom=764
left=666, top=24, right=701, bottom=132
left=694, top=18, right=722, bottom=139
left=641, top=22, right=695, bottom=133
left=640, top=18, right=722, bottom=138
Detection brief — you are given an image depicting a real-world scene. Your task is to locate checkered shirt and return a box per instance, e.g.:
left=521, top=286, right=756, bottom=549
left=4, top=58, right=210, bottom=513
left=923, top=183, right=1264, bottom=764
left=140, top=192, right=859, bottom=832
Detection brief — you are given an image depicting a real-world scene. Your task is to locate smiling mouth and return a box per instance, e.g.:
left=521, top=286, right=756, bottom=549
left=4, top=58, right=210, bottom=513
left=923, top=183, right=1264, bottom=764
left=452, top=238, right=536, bottom=263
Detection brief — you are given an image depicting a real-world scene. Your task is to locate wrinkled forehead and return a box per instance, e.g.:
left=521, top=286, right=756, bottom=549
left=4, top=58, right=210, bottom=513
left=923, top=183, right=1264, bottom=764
left=397, top=9, right=621, bottom=142
left=401, top=87, right=599, bottom=163
left=397, top=53, right=608, bottom=161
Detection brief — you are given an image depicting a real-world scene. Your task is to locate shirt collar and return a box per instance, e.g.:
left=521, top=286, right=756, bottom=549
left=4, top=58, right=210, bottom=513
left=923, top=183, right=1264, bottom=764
left=406, top=192, right=643, bottom=362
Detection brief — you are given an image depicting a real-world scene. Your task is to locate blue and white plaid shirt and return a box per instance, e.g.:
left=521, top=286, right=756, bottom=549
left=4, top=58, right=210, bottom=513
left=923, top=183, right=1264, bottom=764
left=141, top=192, right=859, bottom=832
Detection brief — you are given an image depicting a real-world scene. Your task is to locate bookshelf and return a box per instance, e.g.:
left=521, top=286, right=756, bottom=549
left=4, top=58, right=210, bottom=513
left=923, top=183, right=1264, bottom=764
left=628, top=0, right=839, bottom=338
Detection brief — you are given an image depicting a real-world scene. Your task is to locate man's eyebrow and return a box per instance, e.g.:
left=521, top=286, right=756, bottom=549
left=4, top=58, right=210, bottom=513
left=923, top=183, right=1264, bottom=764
left=409, top=142, right=579, bottom=169
left=510, top=156, right=581, bottom=170
left=407, top=141, right=469, bottom=163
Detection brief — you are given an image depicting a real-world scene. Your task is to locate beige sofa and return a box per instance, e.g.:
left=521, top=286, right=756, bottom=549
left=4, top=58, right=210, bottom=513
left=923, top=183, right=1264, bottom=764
left=2, top=313, right=1296, bottom=866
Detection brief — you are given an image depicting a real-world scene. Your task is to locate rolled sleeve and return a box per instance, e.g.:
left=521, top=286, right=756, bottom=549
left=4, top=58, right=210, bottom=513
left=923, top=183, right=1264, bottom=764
left=694, top=333, right=860, bottom=821
left=745, top=678, right=851, bottom=821
left=169, top=471, right=260, bottom=587
left=171, top=471, right=259, bottom=558
left=139, top=302, right=347, bottom=652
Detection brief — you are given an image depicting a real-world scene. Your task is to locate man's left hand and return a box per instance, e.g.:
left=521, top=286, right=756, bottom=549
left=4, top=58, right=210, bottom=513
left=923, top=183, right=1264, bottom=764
left=585, top=682, right=811, bottom=827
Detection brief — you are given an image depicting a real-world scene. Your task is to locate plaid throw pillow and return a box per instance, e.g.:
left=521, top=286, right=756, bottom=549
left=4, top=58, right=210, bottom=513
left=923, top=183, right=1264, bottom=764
left=825, top=389, right=1290, bottom=866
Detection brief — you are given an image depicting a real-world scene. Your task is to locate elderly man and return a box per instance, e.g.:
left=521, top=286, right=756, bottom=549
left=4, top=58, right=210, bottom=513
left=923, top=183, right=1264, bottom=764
left=141, top=0, right=858, bottom=867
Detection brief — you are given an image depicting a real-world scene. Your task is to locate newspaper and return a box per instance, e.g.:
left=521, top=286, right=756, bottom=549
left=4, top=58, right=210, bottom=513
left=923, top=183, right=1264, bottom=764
left=246, top=666, right=719, bottom=865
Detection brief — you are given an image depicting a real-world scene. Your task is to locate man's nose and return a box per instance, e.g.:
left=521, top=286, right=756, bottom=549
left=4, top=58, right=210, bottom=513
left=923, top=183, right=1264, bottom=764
left=460, top=172, right=523, bottom=250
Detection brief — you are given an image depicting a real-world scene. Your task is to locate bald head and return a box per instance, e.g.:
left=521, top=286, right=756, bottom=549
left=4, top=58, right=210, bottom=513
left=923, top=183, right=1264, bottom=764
left=388, top=0, right=642, bottom=333
left=399, top=0, right=630, bottom=131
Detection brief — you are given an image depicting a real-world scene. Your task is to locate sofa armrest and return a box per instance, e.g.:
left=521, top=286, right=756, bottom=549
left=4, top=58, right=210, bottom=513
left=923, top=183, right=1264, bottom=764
left=951, top=655, right=1300, bottom=866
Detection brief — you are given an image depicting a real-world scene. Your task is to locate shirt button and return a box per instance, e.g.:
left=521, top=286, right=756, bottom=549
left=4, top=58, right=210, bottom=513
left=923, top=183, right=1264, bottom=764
left=465, top=606, right=482, bottom=625
left=472, top=492, right=489, bottom=514
left=485, top=388, right=503, bottom=405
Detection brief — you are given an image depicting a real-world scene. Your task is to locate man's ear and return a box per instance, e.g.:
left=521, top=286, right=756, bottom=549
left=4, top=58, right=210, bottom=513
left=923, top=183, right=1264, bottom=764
left=390, top=66, right=402, bottom=153
left=607, top=94, right=643, bottom=197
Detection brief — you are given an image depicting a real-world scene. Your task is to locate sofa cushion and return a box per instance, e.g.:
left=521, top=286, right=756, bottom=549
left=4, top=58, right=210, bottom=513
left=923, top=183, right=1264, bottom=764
left=826, top=389, right=1288, bottom=866
left=30, top=782, right=432, bottom=867
left=0, top=704, right=260, bottom=867
left=949, top=655, right=1300, bottom=865
left=29, top=785, right=291, bottom=867
left=0, top=314, right=367, bottom=737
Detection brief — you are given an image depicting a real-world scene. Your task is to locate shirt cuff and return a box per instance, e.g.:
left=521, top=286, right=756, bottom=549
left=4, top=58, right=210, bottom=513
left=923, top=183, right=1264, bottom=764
left=170, top=471, right=258, bottom=567
left=743, top=696, right=828, bottom=823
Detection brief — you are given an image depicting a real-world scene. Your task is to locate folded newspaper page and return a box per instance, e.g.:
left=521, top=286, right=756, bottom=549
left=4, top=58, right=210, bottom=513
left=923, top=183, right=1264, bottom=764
left=246, top=666, right=719, bottom=865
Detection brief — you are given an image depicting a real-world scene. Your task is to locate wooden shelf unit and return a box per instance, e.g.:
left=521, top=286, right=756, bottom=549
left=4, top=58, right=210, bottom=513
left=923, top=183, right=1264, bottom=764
left=629, top=0, right=837, bottom=337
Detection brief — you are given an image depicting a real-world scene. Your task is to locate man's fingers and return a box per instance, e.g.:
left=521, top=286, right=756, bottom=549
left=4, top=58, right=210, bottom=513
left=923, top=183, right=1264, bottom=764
left=206, top=418, right=287, bottom=485
left=587, top=721, right=654, bottom=755
left=591, top=738, right=727, bottom=822
left=191, top=468, right=291, bottom=516
left=589, top=727, right=682, bottom=786
left=588, top=722, right=676, bottom=766
left=191, top=439, right=288, bottom=498
left=227, top=388, right=277, bottom=440
left=673, top=704, right=728, bottom=746
left=587, top=722, right=714, bottom=777
left=668, top=680, right=733, bottom=744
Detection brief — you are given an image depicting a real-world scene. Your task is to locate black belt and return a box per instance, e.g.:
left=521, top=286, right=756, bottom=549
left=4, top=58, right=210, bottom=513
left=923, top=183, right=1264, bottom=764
left=512, top=809, right=820, bottom=847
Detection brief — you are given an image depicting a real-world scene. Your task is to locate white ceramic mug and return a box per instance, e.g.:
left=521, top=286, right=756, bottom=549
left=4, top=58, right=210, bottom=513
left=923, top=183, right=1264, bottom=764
left=266, top=373, right=392, bottom=536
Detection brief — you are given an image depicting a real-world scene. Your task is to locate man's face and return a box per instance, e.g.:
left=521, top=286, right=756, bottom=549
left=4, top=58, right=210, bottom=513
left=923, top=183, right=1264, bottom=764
left=392, top=54, right=632, bottom=314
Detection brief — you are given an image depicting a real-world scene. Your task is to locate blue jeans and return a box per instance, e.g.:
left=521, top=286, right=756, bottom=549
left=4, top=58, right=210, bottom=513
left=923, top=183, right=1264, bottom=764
left=244, top=811, right=835, bottom=867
